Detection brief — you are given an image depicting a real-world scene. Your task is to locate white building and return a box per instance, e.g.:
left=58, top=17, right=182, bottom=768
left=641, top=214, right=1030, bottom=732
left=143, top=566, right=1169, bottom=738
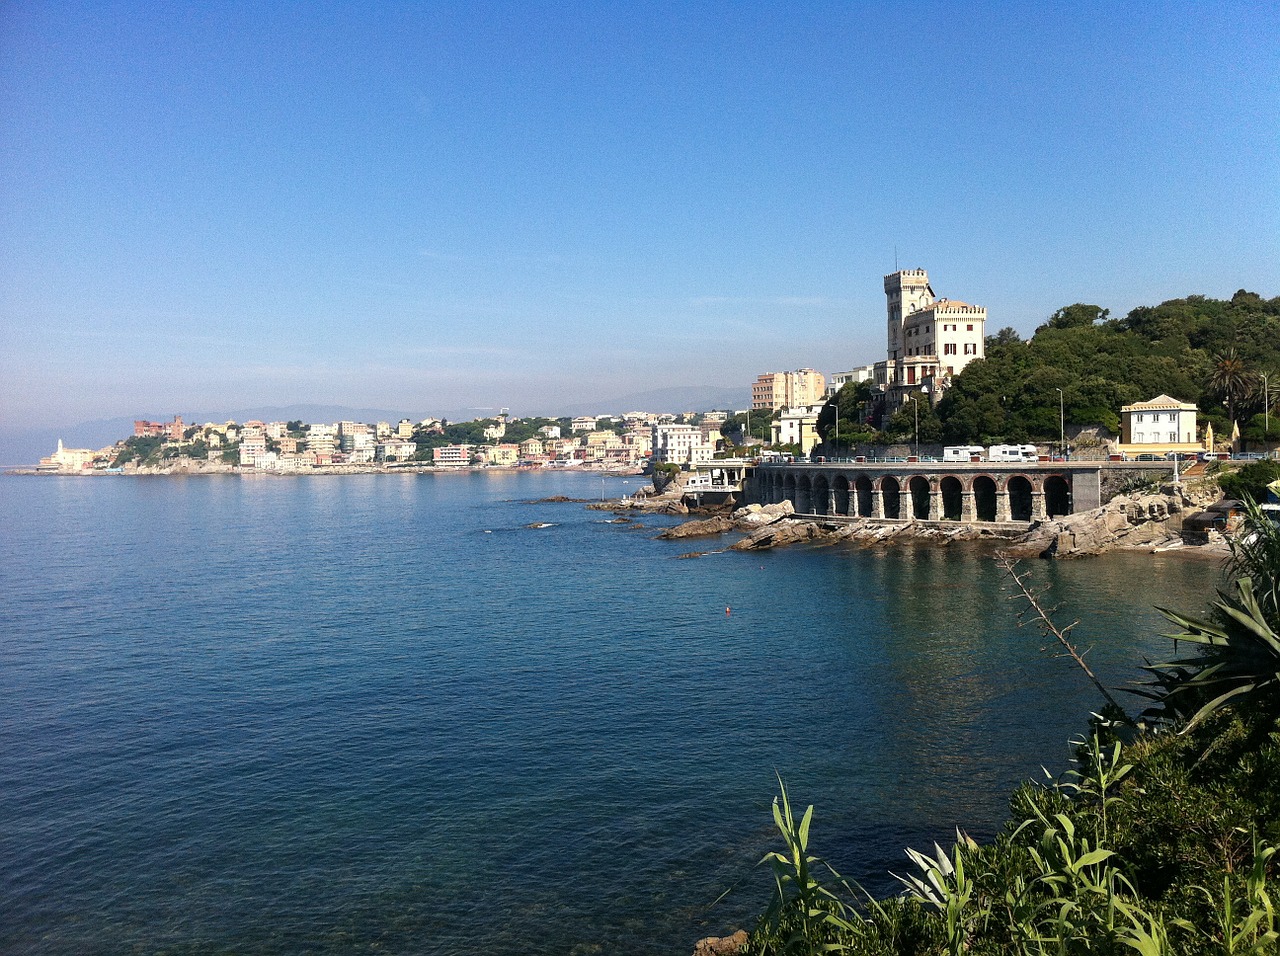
left=827, top=365, right=876, bottom=395
left=651, top=423, right=714, bottom=466
left=876, top=269, right=987, bottom=411
left=771, top=404, right=825, bottom=455
left=1119, top=395, right=1201, bottom=454
left=433, top=444, right=474, bottom=466
left=376, top=440, right=417, bottom=462
left=240, top=436, right=268, bottom=467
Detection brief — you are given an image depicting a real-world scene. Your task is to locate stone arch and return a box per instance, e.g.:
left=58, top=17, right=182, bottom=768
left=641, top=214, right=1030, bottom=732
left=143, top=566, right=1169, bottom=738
left=783, top=473, right=797, bottom=509
left=1006, top=475, right=1034, bottom=522
left=972, top=475, right=998, bottom=522
left=908, top=475, right=932, bottom=520
left=833, top=475, right=850, bottom=516
left=880, top=476, right=902, bottom=519
left=940, top=475, right=964, bottom=521
left=1044, top=475, right=1071, bottom=518
left=796, top=475, right=813, bottom=514
left=812, top=474, right=830, bottom=515
left=855, top=474, right=874, bottom=517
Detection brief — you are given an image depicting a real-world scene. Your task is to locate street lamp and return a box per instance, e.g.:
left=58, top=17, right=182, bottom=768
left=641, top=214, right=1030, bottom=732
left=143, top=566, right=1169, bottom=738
left=1263, top=372, right=1270, bottom=443
left=1055, top=387, right=1065, bottom=459
left=909, top=387, right=929, bottom=458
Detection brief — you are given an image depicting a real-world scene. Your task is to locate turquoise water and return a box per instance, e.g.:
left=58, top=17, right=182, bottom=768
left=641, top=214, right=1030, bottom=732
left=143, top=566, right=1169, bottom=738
left=0, top=472, right=1221, bottom=954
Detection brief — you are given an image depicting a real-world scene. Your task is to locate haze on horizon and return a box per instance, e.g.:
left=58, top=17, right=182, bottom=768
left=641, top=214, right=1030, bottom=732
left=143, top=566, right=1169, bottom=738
left=2, top=1, right=1277, bottom=432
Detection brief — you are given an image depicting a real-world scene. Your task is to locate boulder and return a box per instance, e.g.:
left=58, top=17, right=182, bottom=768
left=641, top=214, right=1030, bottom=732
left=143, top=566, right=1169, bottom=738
left=692, top=930, right=749, bottom=956
left=730, top=519, right=828, bottom=551
left=658, top=515, right=735, bottom=539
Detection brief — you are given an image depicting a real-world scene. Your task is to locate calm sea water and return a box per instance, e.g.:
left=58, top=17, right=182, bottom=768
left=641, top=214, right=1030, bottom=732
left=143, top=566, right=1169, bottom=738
left=0, top=471, right=1221, bottom=955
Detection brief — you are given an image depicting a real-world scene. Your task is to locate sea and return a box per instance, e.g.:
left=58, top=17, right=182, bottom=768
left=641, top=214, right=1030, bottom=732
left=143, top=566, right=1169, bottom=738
left=0, top=470, right=1222, bottom=955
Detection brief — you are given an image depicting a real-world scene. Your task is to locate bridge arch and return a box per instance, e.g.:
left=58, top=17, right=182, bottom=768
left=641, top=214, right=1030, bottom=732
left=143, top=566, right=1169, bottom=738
left=973, top=475, right=998, bottom=522
left=855, top=474, right=874, bottom=517
left=1044, top=475, right=1071, bottom=518
left=1006, top=475, right=1034, bottom=522
left=782, top=473, right=797, bottom=509
left=908, top=475, right=931, bottom=520
left=833, top=475, right=850, bottom=516
left=880, top=476, right=902, bottom=519
left=796, top=475, right=813, bottom=514
left=812, top=474, right=830, bottom=515
left=940, top=475, right=964, bottom=521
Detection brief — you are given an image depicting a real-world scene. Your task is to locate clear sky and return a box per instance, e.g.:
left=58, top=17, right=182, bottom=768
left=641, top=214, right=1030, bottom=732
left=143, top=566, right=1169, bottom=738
left=2, top=1, right=1277, bottom=428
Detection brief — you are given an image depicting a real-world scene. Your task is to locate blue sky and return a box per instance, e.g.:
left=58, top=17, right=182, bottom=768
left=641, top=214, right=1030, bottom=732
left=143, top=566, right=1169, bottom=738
left=2, top=1, right=1277, bottom=428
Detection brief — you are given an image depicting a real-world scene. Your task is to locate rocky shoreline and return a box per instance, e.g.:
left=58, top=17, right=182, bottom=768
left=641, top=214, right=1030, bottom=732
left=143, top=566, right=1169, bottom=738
left=599, top=483, right=1233, bottom=561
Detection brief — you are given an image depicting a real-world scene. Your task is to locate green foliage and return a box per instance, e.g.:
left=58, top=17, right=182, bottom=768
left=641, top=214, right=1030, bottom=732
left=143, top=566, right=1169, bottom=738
left=112, top=435, right=164, bottom=466
left=936, top=291, right=1280, bottom=444
left=722, top=411, right=773, bottom=444
left=883, top=398, right=942, bottom=445
left=739, top=506, right=1280, bottom=955
left=1218, top=460, right=1280, bottom=504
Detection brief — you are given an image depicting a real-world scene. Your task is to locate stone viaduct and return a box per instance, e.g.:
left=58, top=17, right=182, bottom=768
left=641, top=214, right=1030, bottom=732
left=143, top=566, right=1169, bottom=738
left=742, top=461, right=1120, bottom=524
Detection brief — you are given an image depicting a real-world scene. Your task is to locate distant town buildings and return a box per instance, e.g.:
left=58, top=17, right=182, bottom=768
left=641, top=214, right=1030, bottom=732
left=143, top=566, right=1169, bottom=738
left=752, top=368, right=826, bottom=412
left=650, top=423, right=714, bottom=466
left=37, top=439, right=99, bottom=472
left=133, top=416, right=185, bottom=440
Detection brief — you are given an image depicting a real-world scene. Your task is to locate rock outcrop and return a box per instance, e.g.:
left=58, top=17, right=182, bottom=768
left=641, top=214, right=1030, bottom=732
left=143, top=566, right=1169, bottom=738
left=692, top=930, right=749, bottom=956
left=657, top=515, right=736, bottom=539
left=1008, top=489, right=1217, bottom=559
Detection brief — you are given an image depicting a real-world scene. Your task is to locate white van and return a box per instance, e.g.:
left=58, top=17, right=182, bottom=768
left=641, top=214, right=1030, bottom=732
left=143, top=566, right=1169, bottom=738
left=988, top=444, right=1039, bottom=462
left=943, top=445, right=985, bottom=462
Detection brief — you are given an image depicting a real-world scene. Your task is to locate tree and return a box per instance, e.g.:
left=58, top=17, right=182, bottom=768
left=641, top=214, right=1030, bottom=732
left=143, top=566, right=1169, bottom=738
left=1039, top=303, right=1109, bottom=332
left=1208, top=348, right=1258, bottom=426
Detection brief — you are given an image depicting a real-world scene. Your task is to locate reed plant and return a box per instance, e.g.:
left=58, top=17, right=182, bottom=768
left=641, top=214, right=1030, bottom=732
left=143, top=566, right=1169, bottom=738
left=737, top=507, right=1280, bottom=956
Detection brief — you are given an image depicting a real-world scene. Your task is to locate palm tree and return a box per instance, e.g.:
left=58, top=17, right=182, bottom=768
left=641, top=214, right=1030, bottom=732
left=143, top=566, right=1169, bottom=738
left=1208, top=348, right=1258, bottom=427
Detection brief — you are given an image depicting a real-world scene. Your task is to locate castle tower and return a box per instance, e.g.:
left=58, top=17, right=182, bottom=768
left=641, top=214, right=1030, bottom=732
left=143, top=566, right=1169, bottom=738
left=883, top=269, right=933, bottom=362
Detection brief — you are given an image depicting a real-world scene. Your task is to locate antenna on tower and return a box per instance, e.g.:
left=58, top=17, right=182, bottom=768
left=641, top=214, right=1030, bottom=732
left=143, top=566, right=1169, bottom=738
left=894, top=245, right=898, bottom=271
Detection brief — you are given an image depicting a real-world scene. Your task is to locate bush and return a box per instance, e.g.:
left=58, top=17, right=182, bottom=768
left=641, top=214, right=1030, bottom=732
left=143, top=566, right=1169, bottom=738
left=1218, top=459, right=1280, bottom=504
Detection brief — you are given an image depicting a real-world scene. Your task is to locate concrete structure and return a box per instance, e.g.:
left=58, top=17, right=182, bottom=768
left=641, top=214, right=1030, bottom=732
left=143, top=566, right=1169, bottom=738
left=752, top=368, right=827, bottom=411
left=746, top=460, right=1118, bottom=523
left=1118, top=395, right=1203, bottom=457
left=434, top=444, right=474, bottom=466
left=240, top=436, right=268, bottom=467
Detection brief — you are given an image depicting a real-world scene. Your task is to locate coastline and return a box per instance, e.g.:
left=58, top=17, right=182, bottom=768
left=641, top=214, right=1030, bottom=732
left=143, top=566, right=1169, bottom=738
left=601, top=481, right=1234, bottom=562
left=4, top=462, right=645, bottom=478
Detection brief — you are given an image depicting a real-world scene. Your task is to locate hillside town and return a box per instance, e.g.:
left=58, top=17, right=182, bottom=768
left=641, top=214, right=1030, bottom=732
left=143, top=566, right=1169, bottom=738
left=32, top=268, right=1279, bottom=475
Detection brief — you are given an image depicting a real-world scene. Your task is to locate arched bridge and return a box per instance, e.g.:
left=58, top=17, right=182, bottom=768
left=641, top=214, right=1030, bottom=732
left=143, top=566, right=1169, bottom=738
left=744, top=460, right=1111, bottom=524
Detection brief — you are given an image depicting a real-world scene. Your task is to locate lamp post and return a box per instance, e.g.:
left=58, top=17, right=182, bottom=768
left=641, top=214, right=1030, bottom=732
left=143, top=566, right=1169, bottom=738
left=1263, top=372, right=1270, bottom=444
left=912, top=395, right=919, bottom=458
left=1055, top=387, right=1065, bottom=459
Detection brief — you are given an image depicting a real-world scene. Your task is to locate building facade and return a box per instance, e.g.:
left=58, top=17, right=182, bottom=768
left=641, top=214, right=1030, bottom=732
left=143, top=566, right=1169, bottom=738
left=752, top=368, right=827, bottom=411
left=1118, top=395, right=1202, bottom=456
left=875, top=269, right=987, bottom=412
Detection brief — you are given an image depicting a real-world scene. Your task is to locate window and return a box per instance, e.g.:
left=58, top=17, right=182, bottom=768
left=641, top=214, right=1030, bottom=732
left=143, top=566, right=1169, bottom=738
left=967, top=324, right=974, bottom=331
